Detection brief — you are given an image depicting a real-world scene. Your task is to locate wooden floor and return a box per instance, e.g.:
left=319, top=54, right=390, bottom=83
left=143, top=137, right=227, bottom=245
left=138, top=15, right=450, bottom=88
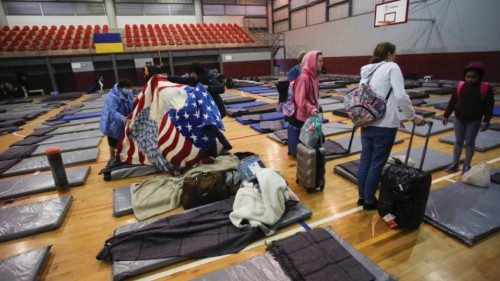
left=0, top=89, right=499, bottom=281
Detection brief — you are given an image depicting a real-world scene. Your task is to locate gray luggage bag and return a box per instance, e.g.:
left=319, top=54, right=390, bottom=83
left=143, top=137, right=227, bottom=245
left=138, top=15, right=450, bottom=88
left=296, top=143, right=326, bottom=193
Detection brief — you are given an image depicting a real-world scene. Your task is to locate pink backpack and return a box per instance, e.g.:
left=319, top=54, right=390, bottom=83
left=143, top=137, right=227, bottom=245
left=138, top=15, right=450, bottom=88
left=456, top=81, right=489, bottom=100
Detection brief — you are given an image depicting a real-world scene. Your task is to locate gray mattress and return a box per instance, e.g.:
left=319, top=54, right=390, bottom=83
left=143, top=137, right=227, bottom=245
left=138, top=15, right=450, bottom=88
left=47, top=123, right=99, bottom=135
left=0, top=166, right=90, bottom=200
left=267, top=131, right=287, bottom=145
left=41, top=117, right=101, bottom=128
left=321, top=103, right=344, bottom=113
left=113, top=185, right=132, bottom=217
left=322, top=122, right=353, bottom=137
left=193, top=252, right=290, bottom=281
left=439, top=129, right=500, bottom=152
left=325, top=135, right=403, bottom=160
left=318, top=98, right=341, bottom=106
left=425, top=182, right=500, bottom=245
left=32, top=137, right=102, bottom=156
left=421, top=97, right=450, bottom=106
left=111, top=203, right=313, bottom=281
left=39, top=131, right=103, bottom=145
left=0, top=196, right=72, bottom=242
left=2, top=148, right=99, bottom=177
left=333, top=148, right=458, bottom=183
left=0, top=246, right=51, bottom=281
left=194, top=227, right=395, bottom=281
left=399, top=121, right=453, bottom=136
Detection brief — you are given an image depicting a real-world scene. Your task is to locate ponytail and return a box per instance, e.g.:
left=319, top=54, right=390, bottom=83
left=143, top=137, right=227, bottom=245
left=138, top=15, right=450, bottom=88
left=370, top=42, right=396, bottom=63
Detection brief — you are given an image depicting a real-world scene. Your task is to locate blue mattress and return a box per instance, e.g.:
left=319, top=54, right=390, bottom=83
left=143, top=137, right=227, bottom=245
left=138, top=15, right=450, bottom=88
left=235, top=86, right=274, bottom=92
left=245, top=88, right=279, bottom=94
left=235, top=112, right=284, bottom=125
left=225, top=101, right=267, bottom=109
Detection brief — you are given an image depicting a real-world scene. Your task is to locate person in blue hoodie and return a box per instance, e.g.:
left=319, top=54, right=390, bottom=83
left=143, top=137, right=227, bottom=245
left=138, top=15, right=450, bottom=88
left=100, top=78, right=134, bottom=159
left=287, top=51, right=306, bottom=82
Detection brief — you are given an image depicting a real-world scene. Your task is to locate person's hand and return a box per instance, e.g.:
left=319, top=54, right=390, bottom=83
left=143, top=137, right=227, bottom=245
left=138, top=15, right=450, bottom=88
left=442, top=118, right=448, bottom=126
left=412, top=115, right=426, bottom=126
left=480, top=122, right=489, bottom=131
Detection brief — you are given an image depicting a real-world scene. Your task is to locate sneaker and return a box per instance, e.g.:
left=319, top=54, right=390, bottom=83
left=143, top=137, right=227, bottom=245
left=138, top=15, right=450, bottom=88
left=462, top=164, right=471, bottom=174
left=357, top=199, right=363, bottom=206
left=444, top=162, right=459, bottom=173
left=363, top=199, right=378, bottom=211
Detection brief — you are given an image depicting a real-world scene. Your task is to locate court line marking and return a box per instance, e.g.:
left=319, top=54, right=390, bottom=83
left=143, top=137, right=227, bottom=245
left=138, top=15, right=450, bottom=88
left=136, top=156, right=500, bottom=280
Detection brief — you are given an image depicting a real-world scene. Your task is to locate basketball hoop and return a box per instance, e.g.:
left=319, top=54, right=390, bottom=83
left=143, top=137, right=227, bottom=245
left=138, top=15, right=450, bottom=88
left=374, top=0, right=409, bottom=27
left=377, top=21, right=394, bottom=26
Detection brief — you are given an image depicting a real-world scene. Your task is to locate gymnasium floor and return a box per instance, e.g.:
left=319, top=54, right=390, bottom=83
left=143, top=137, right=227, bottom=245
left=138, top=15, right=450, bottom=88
left=0, top=86, right=499, bottom=281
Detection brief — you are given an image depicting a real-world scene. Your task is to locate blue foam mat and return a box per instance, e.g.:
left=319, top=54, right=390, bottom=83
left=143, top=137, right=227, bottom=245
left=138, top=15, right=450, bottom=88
left=235, top=112, right=284, bottom=125
left=225, top=101, right=267, bottom=109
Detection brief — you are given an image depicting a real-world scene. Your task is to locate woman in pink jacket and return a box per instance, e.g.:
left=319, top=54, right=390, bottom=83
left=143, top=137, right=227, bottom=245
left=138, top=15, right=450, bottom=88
left=287, top=51, right=323, bottom=156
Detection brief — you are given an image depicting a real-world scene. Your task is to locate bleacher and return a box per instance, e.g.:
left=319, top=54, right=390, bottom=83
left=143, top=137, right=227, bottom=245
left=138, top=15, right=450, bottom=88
left=0, top=23, right=259, bottom=56
left=0, top=24, right=108, bottom=53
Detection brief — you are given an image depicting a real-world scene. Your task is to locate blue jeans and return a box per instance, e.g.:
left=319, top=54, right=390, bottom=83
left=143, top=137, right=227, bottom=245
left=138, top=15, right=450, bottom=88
left=357, top=126, right=398, bottom=204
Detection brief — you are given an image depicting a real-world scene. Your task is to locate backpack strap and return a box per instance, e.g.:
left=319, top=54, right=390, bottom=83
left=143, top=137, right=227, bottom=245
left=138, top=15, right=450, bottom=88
left=457, top=81, right=489, bottom=100
left=365, top=62, right=386, bottom=85
left=480, top=82, right=489, bottom=100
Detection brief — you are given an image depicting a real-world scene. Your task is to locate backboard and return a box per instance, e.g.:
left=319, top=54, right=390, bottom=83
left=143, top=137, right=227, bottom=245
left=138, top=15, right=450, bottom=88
left=374, top=0, right=409, bottom=27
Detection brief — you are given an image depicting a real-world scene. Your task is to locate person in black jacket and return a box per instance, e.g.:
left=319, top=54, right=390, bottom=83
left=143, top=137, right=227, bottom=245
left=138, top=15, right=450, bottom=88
left=167, top=62, right=226, bottom=118
left=166, top=62, right=231, bottom=152
left=443, top=61, right=494, bottom=174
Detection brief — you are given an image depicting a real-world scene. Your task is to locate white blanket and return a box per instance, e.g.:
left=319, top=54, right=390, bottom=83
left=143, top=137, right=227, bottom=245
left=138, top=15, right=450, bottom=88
left=230, top=168, right=290, bottom=235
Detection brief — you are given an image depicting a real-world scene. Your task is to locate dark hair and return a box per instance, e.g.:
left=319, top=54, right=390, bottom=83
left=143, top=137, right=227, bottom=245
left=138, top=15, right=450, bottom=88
left=158, top=64, right=169, bottom=74
left=370, top=42, right=396, bottom=63
left=118, top=78, right=133, bottom=88
left=188, top=62, right=204, bottom=77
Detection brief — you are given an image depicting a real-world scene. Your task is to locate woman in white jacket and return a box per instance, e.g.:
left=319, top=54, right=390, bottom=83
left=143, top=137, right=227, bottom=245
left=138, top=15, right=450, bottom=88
left=357, top=42, right=426, bottom=210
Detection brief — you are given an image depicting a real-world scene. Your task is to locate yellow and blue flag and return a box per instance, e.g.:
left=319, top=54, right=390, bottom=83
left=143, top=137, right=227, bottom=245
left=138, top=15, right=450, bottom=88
left=94, top=33, right=123, bottom=53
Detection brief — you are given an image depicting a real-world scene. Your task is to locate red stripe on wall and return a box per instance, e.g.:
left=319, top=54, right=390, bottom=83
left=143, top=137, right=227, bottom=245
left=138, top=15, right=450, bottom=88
left=73, top=71, right=96, bottom=92
left=222, top=60, right=271, bottom=77
left=277, top=51, right=500, bottom=82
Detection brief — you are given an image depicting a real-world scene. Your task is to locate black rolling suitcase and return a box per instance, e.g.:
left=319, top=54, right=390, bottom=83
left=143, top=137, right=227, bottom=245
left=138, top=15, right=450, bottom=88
left=378, top=122, right=433, bottom=230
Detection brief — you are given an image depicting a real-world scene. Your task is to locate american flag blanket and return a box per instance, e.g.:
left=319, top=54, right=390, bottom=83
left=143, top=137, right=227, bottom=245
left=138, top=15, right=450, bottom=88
left=117, top=75, right=224, bottom=170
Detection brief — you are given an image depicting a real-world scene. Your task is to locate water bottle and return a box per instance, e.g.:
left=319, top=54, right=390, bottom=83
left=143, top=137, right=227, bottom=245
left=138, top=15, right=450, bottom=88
left=46, top=147, right=69, bottom=191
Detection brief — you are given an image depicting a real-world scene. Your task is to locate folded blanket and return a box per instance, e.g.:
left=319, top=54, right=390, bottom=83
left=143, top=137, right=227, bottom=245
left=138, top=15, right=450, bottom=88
left=131, top=155, right=239, bottom=220
left=267, top=228, right=375, bottom=281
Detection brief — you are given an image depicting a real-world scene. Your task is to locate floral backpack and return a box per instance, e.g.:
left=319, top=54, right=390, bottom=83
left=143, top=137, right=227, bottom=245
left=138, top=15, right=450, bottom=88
left=344, top=63, right=392, bottom=127
left=278, top=81, right=296, bottom=117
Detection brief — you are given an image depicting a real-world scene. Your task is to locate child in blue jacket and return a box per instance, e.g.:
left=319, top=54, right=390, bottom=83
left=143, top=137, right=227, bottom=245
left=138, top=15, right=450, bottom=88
left=100, top=78, right=134, bottom=159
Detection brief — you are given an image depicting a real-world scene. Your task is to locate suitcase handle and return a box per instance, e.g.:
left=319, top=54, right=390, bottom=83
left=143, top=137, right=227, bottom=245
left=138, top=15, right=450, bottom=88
left=404, top=121, right=433, bottom=170
left=346, top=126, right=356, bottom=153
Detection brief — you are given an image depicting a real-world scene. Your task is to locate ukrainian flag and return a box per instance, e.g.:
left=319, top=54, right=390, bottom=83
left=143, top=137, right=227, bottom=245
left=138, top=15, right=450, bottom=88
left=94, top=33, right=124, bottom=53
